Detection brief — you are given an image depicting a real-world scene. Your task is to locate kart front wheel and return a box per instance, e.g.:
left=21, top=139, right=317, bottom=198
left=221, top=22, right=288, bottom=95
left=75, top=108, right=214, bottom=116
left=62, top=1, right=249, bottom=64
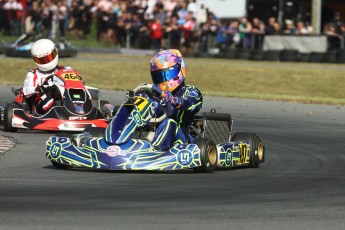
left=4, top=102, right=20, bottom=132
left=231, top=133, right=265, bottom=168
left=194, top=138, right=217, bottom=173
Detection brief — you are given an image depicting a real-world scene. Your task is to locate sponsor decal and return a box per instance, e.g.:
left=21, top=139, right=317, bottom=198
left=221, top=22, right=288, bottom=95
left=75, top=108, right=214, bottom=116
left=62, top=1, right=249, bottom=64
left=61, top=73, right=81, bottom=81
left=50, top=143, right=62, bottom=159
left=225, top=148, right=232, bottom=165
left=68, top=116, right=87, bottom=120
left=132, top=110, right=144, bottom=126
left=107, top=145, right=124, bottom=157
left=177, top=150, right=193, bottom=166
left=13, top=122, right=25, bottom=128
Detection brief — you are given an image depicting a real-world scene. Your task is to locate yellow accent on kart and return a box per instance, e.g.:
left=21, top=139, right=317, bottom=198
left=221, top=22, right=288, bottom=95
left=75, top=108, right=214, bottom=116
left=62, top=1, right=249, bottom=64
left=238, top=143, right=249, bottom=164
left=61, top=72, right=81, bottom=81
left=134, top=97, right=149, bottom=111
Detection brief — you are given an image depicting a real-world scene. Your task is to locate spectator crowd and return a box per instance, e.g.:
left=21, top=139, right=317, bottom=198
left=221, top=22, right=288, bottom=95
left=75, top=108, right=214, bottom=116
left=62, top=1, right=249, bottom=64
left=1, top=0, right=345, bottom=53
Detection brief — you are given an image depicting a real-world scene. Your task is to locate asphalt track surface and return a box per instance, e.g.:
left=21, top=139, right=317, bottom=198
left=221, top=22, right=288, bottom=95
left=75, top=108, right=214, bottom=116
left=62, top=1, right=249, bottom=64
left=0, top=84, right=345, bottom=230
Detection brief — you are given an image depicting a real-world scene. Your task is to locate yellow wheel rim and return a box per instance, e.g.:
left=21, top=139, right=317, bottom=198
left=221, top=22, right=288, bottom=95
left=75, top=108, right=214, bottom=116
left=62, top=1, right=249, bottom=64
left=257, top=142, right=264, bottom=161
left=208, top=146, right=217, bottom=166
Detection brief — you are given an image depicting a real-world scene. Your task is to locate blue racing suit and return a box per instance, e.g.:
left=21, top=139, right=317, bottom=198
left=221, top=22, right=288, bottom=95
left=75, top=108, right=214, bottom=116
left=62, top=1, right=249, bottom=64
left=152, top=83, right=203, bottom=151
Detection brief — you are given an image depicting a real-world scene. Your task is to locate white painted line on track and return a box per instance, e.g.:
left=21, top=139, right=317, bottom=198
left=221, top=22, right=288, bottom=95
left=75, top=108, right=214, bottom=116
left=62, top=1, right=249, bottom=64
left=0, top=135, right=15, bottom=155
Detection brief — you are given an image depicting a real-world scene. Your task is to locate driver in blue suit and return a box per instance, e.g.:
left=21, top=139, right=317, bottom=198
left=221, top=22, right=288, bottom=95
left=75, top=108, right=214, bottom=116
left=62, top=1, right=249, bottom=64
left=149, top=49, right=203, bottom=151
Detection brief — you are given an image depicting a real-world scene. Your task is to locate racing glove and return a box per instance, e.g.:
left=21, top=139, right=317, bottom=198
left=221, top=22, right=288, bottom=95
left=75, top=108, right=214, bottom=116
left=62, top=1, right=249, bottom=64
left=162, top=90, right=181, bottom=108
left=34, top=84, right=43, bottom=95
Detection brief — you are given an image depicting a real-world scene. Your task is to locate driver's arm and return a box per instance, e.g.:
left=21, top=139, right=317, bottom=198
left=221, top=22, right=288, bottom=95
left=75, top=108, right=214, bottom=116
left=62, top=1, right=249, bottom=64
left=162, top=87, right=202, bottom=113
left=179, top=87, right=203, bottom=113
left=23, top=71, right=38, bottom=97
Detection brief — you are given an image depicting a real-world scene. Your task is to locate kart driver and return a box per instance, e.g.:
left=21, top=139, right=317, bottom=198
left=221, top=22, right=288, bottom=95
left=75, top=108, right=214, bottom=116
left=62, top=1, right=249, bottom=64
left=23, top=38, right=72, bottom=115
left=150, top=49, right=203, bottom=151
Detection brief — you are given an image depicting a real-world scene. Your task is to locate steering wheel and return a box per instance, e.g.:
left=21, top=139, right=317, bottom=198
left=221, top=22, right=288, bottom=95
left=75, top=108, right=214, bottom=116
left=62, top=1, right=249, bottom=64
left=133, top=83, right=167, bottom=123
left=40, top=74, right=55, bottom=88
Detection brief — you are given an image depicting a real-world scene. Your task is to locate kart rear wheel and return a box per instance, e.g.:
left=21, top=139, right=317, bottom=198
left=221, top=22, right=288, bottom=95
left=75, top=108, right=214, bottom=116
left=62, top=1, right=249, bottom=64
left=51, top=160, right=70, bottom=169
left=100, top=100, right=111, bottom=118
left=88, top=89, right=100, bottom=108
left=4, top=102, right=20, bottom=132
left=194, top=138, right=217, bottom=173
left=231, top=133, right=265, bottom=168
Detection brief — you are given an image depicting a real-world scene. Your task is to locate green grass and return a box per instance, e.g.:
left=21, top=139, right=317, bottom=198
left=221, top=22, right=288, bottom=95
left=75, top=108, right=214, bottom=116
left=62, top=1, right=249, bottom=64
left=1, top=53, right=345, bottom=105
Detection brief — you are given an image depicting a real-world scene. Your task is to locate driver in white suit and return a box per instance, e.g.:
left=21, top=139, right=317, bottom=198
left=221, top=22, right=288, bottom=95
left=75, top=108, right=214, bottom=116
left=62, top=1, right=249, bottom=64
left=23, top=39, right=71, bottom=114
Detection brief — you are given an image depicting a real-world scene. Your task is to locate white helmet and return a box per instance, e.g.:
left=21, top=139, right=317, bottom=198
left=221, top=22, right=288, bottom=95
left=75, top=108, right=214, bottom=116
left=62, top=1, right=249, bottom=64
left=31, top=39, right=59, bottom=72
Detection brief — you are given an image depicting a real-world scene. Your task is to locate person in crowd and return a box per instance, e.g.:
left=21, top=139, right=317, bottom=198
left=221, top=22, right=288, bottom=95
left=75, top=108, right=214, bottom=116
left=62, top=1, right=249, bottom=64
left=164, top=0, right=176, bottom=18
left=283, top=19, right=296, bottom=35
left=39, top=0, right=51, bottom=37
left=57, top=0, right=67, bottom=40
left=130, top=13, right=144, bottom=47
left=105, top=5, right=118, bottom=47
left=82, top=0, right=94, bottom=39
left=251, top=17, right=265, bottom=49
left=296, top=21, right=309, bottom=35
left=324, top=23, right=343, bottom=50
left=4, top=0, right=24, bottom=36
left=216, top=21, right=230, bottom=51
left=195, top=22, right=209, bottom=53
left=187, top=0, right=198, bottom=20
left=197, top=4, right=207, bottom=26
left=49, top=0, right=58, bottom=39
left=265, top=17, right=275, bottom=35
left=304, top=22, right=313, bottom=34
left=228, top=20, right=240, bottom=48
left=177, top=1, right=188, bottom=25
left=167, top=15, right=182, bottom=49
left=95, top=4, right=109, bottom=44
left=70, top=0, right=85, bottom=39
left=181, top=12, right=196, bottom=54
left=138, top=14, right=152, bottom=49
left=26, top=1, right=42, bottom=36
left=149, top=16, right=163, bottom=51
left=238, top=16, right=252, bottom=48
left=330, top=11, right=345, bottom=36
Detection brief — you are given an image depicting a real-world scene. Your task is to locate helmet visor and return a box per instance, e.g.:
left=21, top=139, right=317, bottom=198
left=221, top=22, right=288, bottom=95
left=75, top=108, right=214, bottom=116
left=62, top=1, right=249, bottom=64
left=151, top=64, right=181, bottom=84
left=33, top=48, right=57, bottom=65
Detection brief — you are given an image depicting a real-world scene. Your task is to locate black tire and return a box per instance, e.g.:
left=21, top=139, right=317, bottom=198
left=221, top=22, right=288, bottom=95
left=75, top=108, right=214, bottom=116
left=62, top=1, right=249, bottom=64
left=337, top=49, right=345, bottom=63
left=309, top=52, right=325, bottom=63
left=263, top=50, right=281, bottom=61
left=4, top=102, right=21, bottom=132
left=51, top=160, right=70, bottom=169
left=323, top=50, right=338, bottom=63
left=236, top=49, right=252, bottom=60
left=193, top=138, right=217, bottom=173
left=100, top=100, right=111, bottom=118
left=280, top=49, right=299, bottom=62
left=83, top=127, right=106, bottom=137
left=88, top=89, right=100, bottom=108
left=298, top=53, right=310, bottom=62
left=250, top=50, right=264, bottom=61
left=112, top=105, right=121, bottom=117
left=231, top=132, right=265, bottom=168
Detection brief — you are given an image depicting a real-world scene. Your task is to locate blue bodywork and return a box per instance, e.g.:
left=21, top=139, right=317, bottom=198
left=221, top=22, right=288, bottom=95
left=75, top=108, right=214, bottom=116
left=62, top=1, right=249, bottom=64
left=46, top=84, right=253, bottom=171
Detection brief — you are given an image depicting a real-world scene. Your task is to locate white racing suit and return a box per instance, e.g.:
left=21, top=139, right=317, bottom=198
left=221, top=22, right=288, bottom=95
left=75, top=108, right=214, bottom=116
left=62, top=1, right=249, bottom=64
left=23, top=65, right=71, bottom=114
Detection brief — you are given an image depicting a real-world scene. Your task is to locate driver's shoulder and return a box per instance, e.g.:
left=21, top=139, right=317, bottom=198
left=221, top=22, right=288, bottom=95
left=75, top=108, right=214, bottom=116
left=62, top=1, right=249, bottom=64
left=60, top=65, right=72, bottom=70
left=183, top=85, right=202, bottom=95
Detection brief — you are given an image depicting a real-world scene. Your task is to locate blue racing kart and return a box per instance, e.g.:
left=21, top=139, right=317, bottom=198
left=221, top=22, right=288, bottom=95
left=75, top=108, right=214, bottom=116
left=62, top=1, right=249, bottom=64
left=46, top=84, right=265, bottom=172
